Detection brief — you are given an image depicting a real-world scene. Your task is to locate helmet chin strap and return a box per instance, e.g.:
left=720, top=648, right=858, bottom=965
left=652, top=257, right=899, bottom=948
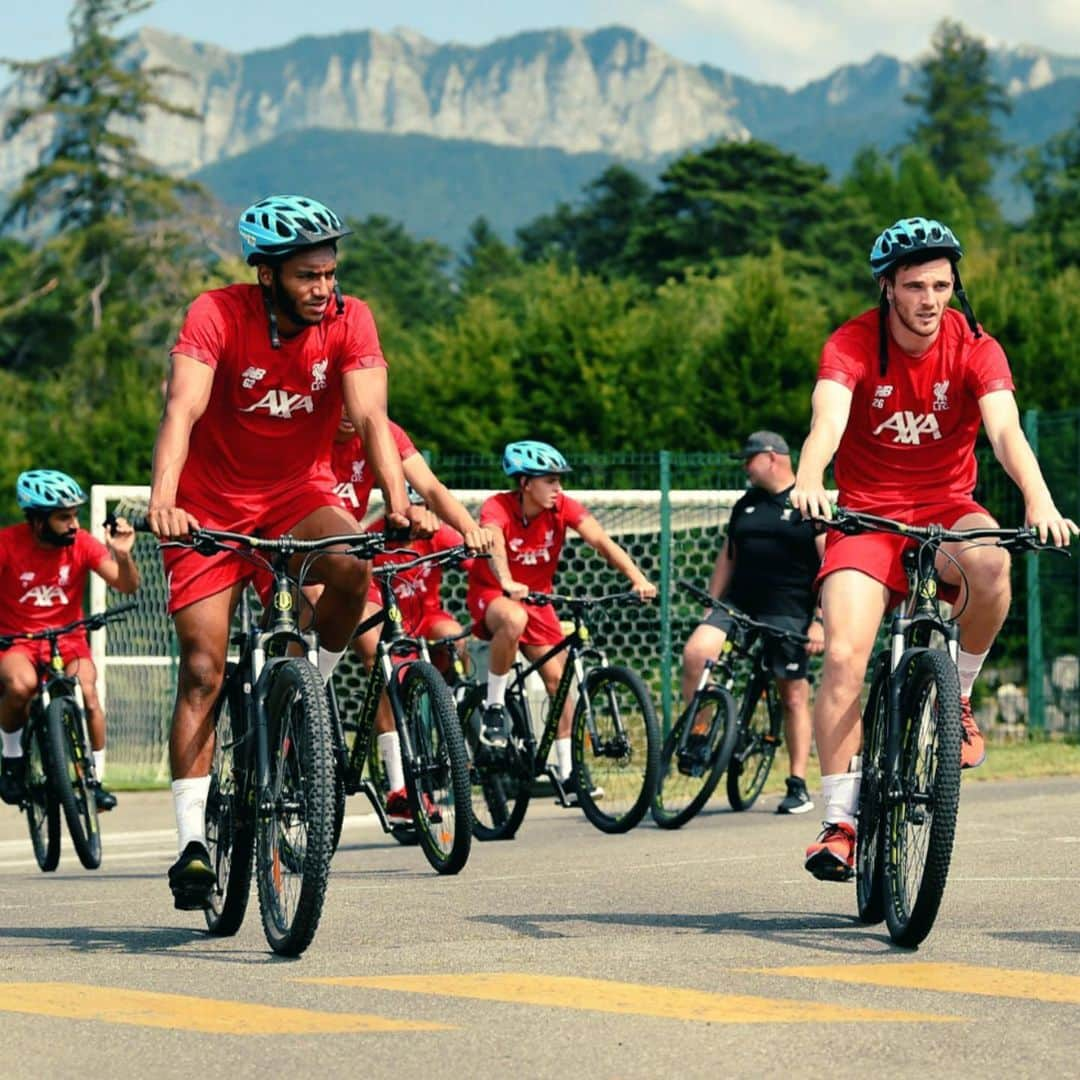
left=334, top=283, right=344, bottom=315
left=261, top=284, right=281, bottom=349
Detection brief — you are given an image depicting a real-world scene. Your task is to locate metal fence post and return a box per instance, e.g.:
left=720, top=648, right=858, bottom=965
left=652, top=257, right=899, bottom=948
left=659, top=450, right=673, bottom=732
left=1024, top=409, right=1044, bottom=732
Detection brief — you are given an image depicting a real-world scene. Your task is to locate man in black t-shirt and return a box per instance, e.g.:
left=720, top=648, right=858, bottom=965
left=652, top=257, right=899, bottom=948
left=681, top=431, right=825, bottom=814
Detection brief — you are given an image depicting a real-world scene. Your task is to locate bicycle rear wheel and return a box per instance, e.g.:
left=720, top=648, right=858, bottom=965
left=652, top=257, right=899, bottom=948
left=256, top=659, right=336, bottom=957
left=205, top=669, right=255, bottom=937
left=401, top=662, right=472, bottom=874
left=458, top=685, right=531, bottom=842
left=652, top=687, right=737, bottom=829
left=25, top=720, right=60, bottom=872
left=43, top=696, right=101, bottom=869
left=726, top=672, right=782, bottom=811
left=572, top=665, right=660, bottom=834
left=884, top=649, right=962, bottom=948
left=856, top=657, right=889, bottom=925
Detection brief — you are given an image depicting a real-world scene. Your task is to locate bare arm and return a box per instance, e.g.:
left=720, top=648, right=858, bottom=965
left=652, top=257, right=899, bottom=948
left=980, top=390, right=1078, bottom=546
left=148, top=354, right=213, bottom=537
left=574, top=514, right=656, bottom=600
left=402, top=453, right=491, bottom=552
left=342, top=368, right=409, bottom=528
left=791, top=379, right=854, bottom=520
left=706, top=545, right=735, bottom=601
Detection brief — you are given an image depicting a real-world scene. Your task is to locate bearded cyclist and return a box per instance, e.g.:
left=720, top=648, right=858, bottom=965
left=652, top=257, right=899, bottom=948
left=791, top=216, right=1077, bottom=881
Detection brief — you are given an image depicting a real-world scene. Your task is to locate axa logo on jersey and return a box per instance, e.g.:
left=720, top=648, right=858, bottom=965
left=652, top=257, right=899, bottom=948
left=873, top=411, right=942, bottom=445
left=20, top=584, right=68, bottom=607
left=241, top=390, right=315, bottom=418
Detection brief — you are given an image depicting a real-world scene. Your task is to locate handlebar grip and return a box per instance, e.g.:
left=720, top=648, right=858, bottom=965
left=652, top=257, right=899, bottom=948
left=105, top=511, right=151, bottom=534
left=384, top=522, right=411, bottom=544
left=0, top=636, right=11, bottom=651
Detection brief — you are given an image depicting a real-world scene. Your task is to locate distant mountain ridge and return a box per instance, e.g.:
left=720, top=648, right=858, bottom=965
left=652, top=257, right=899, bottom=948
left=2, top=23, right=1079, bottom=243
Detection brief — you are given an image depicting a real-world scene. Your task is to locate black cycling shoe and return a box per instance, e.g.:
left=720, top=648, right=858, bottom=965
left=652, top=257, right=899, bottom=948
left=548, top=766, right=605, bottom=808
left=167, top=841, right=217, bottom=911
left=0, top=756, right=26, bottom=807
left=478, top=704, right=509, bottom=751
left=91, top=782, right=118, bottom=812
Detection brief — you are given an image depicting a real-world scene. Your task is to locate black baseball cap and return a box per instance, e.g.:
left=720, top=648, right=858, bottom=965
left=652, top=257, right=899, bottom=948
left=733, top=431, right=791, bottom=459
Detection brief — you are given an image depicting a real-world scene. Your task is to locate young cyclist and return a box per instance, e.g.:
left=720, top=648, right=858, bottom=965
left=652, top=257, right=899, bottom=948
left=791, top=216, right=1076, bottom=881
left=0, top=470, right=139, bottom=811
left=467, top=440, right=657, bottom=804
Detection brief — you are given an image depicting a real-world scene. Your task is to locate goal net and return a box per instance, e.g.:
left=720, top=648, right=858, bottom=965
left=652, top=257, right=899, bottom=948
left=90, top=484, right=749, bottom=784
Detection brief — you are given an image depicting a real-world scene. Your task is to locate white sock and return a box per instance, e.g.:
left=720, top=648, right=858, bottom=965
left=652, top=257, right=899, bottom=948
left=957, top=648, right=989, bottom=700
left=1, top=727, right=23, bottom=758
left=172, top=776, right=211, bottom=854
left=318, top=647, right=345, bottom=682
left=485, top=670, right=509, bottom=708
left=821, top=762, right=861, bottom=829
left=93, top=748, right=106, bottom=781
left=377, top=731, right=406, bottom=793
left=555, top=737, right=573, bottom=781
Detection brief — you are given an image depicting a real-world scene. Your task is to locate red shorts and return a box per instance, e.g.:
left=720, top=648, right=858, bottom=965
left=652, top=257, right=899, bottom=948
left=467, top=588, right=564, bottom=646
left=162, top=483, right=345, bottom=614
left=0, top=633, right=92, bottom=670
left=363, top=581, right=458, bottom=640
left=817, top=498, right=993, bottom=609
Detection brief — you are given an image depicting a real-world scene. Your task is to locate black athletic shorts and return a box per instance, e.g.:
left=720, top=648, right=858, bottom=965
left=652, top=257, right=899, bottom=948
left=702, top=609, right=811, bottom=681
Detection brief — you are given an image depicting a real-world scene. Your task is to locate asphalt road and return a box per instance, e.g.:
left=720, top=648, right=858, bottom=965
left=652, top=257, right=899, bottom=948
left=1, top=776, right=1077, bottom=1079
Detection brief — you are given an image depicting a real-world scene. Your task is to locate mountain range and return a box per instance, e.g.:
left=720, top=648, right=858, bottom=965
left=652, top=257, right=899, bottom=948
left=2, top=24, right=1079, bottom=246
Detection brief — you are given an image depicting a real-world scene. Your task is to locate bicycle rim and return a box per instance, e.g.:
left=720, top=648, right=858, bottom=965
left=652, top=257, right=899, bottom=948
left=726, top=675, right=780, bottom=811
left=856, top=661, right=889, bottom=925
left=573, top=665, right=660, bottom=834
left=256, top=659, right=336, bottom=957
left=402, top=662, right=472, bottom=874
left=652, top=687, right=737, bottom=829
left=885, top=650, right=962, bottom=948
left=44, top=696, right=100, bottom=869
left=25, top=723, right=59, bottom=872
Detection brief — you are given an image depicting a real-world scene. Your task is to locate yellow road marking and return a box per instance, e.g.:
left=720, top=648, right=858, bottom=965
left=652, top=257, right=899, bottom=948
left=300, top=973, right=958, bottom=1024
left=752, top=963, right=1080, bottom=1005
left=0, top=983, right=450, bottom=1034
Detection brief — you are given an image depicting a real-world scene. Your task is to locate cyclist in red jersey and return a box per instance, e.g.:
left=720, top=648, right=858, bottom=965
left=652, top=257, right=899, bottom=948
left=0, top=471, right=139, bottom=812
left=468, top=440, right=657, bottom=805
left=791, top=217, right=1077, bottom=881
left=148, top=195, right=419, bottom=911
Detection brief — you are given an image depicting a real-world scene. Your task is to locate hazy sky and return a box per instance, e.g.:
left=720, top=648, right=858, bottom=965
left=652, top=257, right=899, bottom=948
left=3, top=1, right=1080, bottom=87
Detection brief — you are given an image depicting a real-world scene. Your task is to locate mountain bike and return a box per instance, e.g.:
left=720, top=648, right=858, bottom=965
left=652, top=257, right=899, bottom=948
left=652, top=580, right=808, bottom=828
left=330, top=544, right=473, bottom=875
left=152, top=522, right=388, bottom=957
left=0, top=603, right=136, bottom=871
left=457, top=592, right=660, bottom=838
left=827, top=508, right=1064, bottom=948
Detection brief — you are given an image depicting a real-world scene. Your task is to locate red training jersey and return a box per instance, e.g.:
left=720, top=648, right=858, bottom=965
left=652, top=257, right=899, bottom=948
left=366, top=520, right=465, bottom=628
left=170, top=284, right=386, bottom=513
left=470, top=491, right=588, bottom=595
left=331, top=421, right=418, bottom=520
left=819, top=307, right=1014, bottom=514
left=0, top=525, right=109, bottom=636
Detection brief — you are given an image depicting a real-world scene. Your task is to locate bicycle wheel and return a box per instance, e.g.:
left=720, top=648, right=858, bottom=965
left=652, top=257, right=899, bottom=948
left=25, top=720, right=60, bottom=872
left=572, top=665, right=660, bottom=834
left=652, top=687, right=738, bottom=829
left=204, top=670, right=255, bottom=937
left=884, top=649, right=962, bottom=948
left=401, top=661, right=472, bottom=874
left=43, top=696, right=101, bottom=869
left=458, top=684, right=530, bottom=842
left=256, top=659, right=336, bottom=957
left=855, top=658, right=889, bottom=925
left=726, top=672, right=782, bottom=811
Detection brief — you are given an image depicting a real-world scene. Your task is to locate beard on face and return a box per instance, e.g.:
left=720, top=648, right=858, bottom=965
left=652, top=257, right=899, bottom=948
left=272, top=272, right=322, bottom=328
left=38, top=518, right=77, bottom=547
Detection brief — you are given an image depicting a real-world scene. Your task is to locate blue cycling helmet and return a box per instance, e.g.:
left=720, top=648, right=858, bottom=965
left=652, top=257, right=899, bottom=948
left=238, top=194, right=351, bottom=265
left=502, top=440, right=572, bottom=478
left=16, top=470, right=87, bottom=511
left=870, top=217, right=962, bottom=279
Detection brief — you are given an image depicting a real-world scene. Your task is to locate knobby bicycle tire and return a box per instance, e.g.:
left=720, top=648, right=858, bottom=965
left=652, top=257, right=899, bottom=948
left=572, top=665, right=660, bottom=834
left=401, top=661, right=472, bottom=874
left=204, top=668, right=255, bottom=937
left=726, top=671, right=782, bottom=812
left=856, top=658, right=889, bottom=925
left=458, top=684, right=531, bottom=842
left=652, top=686, right=738, bottom=830
left=884, top=649, right=962, bottom=948
left=25, top=719, right=60, bottom=872
left=256, top=659, right=336, bottom=957
left=43, top=695, right=101, bottom=869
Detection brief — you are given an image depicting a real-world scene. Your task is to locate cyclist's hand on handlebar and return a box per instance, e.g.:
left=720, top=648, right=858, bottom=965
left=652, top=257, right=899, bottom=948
left=1025, top=500, right=1079, bottom=547
left=146, top=505, right=200, bottom=539
left=790, top=479, right=832, bottom=522
left=502, top=580, right=530, bottom=602
left=463, top=524, right=495, bottom=554
left=405, top=503, right=438, bottom=540
left=806, top=618, right=825, bottom=656
left=631, top=577, right=657, bottom=601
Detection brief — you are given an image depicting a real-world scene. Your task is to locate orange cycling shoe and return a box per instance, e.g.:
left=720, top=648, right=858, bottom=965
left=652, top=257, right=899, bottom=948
left=959, top=696, right=986, bottom=770
left=804, top=821, right=855, bottom=882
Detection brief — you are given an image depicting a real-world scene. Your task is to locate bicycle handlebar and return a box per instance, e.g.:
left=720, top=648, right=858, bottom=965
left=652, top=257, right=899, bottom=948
left=522, top=590, right=646, bottom=609
left=372, top=545, right=487, bottom=578
left=0, top=600, right=138, bottom=650
left=675, top=579, right=810, bottom=645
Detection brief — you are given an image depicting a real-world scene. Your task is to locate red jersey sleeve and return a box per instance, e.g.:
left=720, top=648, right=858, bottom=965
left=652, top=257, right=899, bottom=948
left=390, top=420, right=419, bottom=458
left=818, top=321, right=871, bottom=392
left=963, top=334, right=1015, bottom=398
left=338, top=299, right=386, bottom=375
left=170, top=291, right=229, bottom=369
left=559, top=495, right=589, bottom=529
left=479, top=494, right=512, bottom=533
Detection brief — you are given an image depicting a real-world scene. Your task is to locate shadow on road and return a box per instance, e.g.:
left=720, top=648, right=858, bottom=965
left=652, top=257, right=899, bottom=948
left=990, top=929, right=1080, bottom=953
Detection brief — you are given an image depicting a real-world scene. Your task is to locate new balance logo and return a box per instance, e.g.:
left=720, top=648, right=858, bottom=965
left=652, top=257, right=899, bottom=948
left=872, top=385, right=894, bottom=409
left=241, top=390, right=315, bottom=419
left=241, top=366, right=266, bottom=389
left=20, top=585, right=68, bottom=607
left=873, top=411, right=942, bottom=445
